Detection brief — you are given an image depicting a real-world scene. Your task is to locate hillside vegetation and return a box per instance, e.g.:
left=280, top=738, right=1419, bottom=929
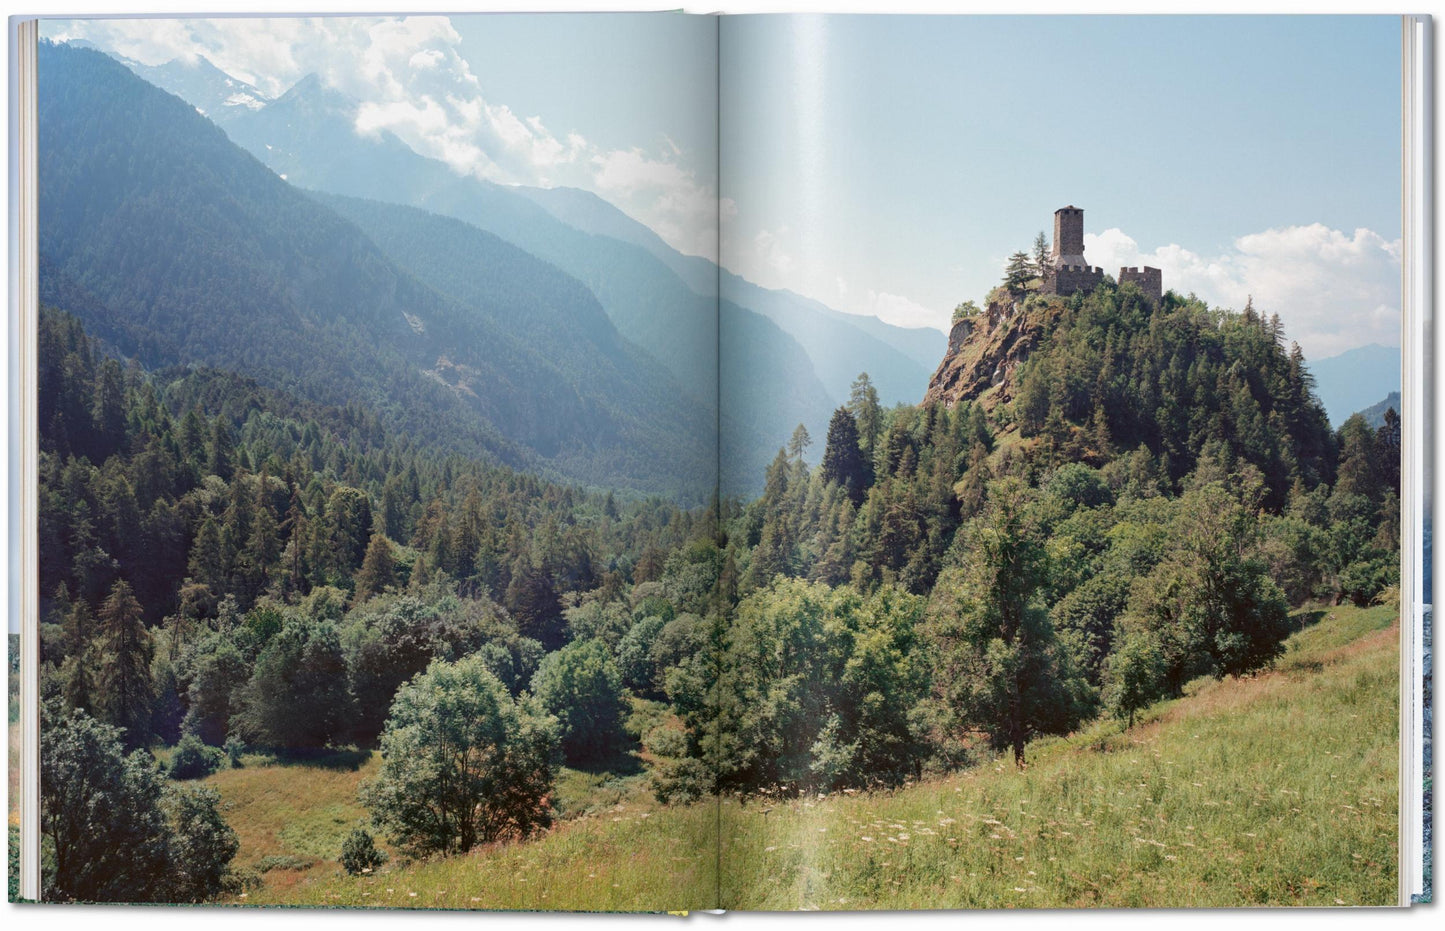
left=220, top=604, right=1395, bottom=909
left=35, top=42, right=1401, bottom=909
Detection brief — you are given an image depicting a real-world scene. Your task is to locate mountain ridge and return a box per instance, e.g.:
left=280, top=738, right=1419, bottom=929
left=38, top=41, right=715, bottom=500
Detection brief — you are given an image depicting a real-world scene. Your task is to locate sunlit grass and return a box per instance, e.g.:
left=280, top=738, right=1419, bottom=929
left=719, top=604, right=1398, bottom=909
left=210, top=604, right=1395, bottom=910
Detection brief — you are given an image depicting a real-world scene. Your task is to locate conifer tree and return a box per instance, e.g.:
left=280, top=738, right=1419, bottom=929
left=787, top=424, right=812, bottom=462
left=821, top=408, right=871, bottom=505
left=93, top=579, right=155, bottom=748
left=354, top=532, right=397, bottom=603
left=1004, top=250, right=1034, bottom=291
left=1032, top=230, right=1050, bottom=274
left=847, top=374, right=882, bottom=456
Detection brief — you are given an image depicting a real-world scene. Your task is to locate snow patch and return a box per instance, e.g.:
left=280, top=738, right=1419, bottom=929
left=224, top=92, right=266, bottom=111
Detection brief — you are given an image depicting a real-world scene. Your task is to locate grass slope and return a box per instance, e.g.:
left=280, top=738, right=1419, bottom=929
left=215, top=605, right=1396, bottom=911
left=722, top=604, right=1399, bottom=910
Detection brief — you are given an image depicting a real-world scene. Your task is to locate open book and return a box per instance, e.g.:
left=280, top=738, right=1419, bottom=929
left=6, top=11, right=1433, bottom=911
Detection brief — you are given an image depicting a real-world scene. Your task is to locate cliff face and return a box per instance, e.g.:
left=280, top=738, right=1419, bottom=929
left=923, top=294, right=1056, bottom=410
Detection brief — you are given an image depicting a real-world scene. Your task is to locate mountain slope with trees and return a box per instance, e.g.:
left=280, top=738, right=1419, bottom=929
left=38, top=41, right=712, bottom=499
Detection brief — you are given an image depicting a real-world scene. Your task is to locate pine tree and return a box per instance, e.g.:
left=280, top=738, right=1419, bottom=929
left=787, top=424, right=812, bottom=462
left=93, top=579, right=155, bottom=749
left=207, top=416, right=234, bottom=481
left=353, top=532, right=397, bottom=603
left=1032, top=230, right=1050, bottom=274
left=821, top=408, right=871, bottom=505
left=847, top=374, right=882, bottom=456
left=1004, top=251, right=1034, bottom=292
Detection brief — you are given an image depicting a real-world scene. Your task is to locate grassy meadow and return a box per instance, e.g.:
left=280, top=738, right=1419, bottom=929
left=206, top=604, right=1397, bottom=911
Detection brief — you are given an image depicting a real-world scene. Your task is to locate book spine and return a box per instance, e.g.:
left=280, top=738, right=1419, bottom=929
left=10, top=14, right=40, bottom=905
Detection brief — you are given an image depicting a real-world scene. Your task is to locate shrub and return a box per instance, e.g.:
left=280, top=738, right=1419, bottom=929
left=223, top=735, right=245, bottom=768
left=167, top=733, right=224, bottom=780
left=530, top=639, right=627, bottom=764
left=362, top=655, right=558, bottom=856
left=339, top=828, right=387, bottom=875
left=41, top=702, right=238, bottom=902
left=163, top=785, right=241, bottom=901
left=652, top=756, right=714, bottom=805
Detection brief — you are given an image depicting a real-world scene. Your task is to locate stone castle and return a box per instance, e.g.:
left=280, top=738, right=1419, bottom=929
left=1041, top=206, right=1162, bottom=304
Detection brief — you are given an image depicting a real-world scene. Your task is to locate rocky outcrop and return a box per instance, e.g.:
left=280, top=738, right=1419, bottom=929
left=922, top=295, right=1054, bottom=410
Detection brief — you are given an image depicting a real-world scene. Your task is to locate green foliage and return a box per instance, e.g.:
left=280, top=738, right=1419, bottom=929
left=231, top=614, right=351, bottom=749
left=820, top=408, right=872, bottom=505
left=1110, top=482, right=1292, bottom=702
left=168, top=733, right=225, bottom=780
left=363, top=654, right=559, bottom=856
left=341, top=589, right=527, bottom=743
left=352, top=532, right=396, bottom=603
left=339, top=827, right=388, bottom=875
left=715, top=579, right=928, bottom=793
left=925, top=479, right=1092, bottom=766
left=41, top=702, right=238, bottom=902
left=530, top=639, right=628, bottom=764
left=1010, top=284, right=1335, bottom=503
left=92, top=579, right=154, bottom=749
left=617, top=613, right=668, bottom=695
left=1004, top=250, right=1035, bottom=291
left=1044, top=463, right=1114, bottom=512
left=1102, top=629, right=1167, bottom=727
left=163, top=784, right=242, bottom=901
left=651, top=757, right=715, bottom=805
left=175, top=635, right=247, bottom=746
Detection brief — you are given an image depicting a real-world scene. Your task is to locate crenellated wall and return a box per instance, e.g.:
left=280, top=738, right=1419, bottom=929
left=1118, top=266, right=1163, bottom=303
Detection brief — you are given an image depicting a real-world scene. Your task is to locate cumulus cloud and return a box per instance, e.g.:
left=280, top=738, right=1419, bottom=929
left=56, top=16, right=721, bottom=260
left=1086, top=224, right=1401, bottom=360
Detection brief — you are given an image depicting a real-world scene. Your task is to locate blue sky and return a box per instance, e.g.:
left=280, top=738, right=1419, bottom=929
left=721, top=14, right=1402, bottom=356
left=52, top=13, right=1402, bottom=358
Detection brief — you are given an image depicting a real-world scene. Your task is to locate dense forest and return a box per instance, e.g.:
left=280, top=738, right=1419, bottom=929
left=37, top=272, right=1400, bottom=901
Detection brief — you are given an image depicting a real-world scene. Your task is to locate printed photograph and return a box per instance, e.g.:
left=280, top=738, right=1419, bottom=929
left=23, top=12, right=1403, bottom=909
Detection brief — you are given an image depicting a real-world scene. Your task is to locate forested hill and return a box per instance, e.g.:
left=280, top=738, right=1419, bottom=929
left=925, top=283, right=1341, bottom=509
left=37, top=41, right=714, bottom=501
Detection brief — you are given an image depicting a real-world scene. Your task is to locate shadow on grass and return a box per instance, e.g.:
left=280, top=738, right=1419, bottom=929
left=567, top=742, right=645, bottom=778
left=261, top=746, right=373, bottom=771
left=1291, top=608, right=1328, bottom=633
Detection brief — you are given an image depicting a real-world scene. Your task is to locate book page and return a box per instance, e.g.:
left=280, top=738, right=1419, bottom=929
left=716, top=12, right=1411, bottom=910
left=23, top=11, right=722, bottom=910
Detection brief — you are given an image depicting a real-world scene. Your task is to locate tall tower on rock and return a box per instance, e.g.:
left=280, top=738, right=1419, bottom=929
left=1050, top=205, right=1087, bottom=268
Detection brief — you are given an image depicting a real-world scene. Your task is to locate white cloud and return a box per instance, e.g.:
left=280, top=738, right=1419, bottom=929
left=1086, top=224, right=1401, bottom=359
left=860, top=291, right=939, bottom=330
left=753, top=227, right=793, bottom=276
left=59, top=16, right=721, bottom=261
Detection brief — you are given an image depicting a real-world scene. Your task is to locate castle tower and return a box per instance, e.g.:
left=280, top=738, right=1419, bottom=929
left=1051, top=205, right=1087, bottom=267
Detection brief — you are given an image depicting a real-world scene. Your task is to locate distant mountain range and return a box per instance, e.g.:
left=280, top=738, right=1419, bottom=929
left=1357, top=391, right=1401, bottom=429
left=1306, top=344, right=1402, bottom=427
left=38, top=42, right=716, bottom=500
left=62, top=42, right=1393, bottom=499
left=122, top=56, right=940, bottom=422
left=76, top=43, right=274, bottom=124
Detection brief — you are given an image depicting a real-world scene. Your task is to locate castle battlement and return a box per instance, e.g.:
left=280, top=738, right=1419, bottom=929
left=1040, top=207, right=1163, bottom=304
left=1118, top=265, right=1163, bottom=303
